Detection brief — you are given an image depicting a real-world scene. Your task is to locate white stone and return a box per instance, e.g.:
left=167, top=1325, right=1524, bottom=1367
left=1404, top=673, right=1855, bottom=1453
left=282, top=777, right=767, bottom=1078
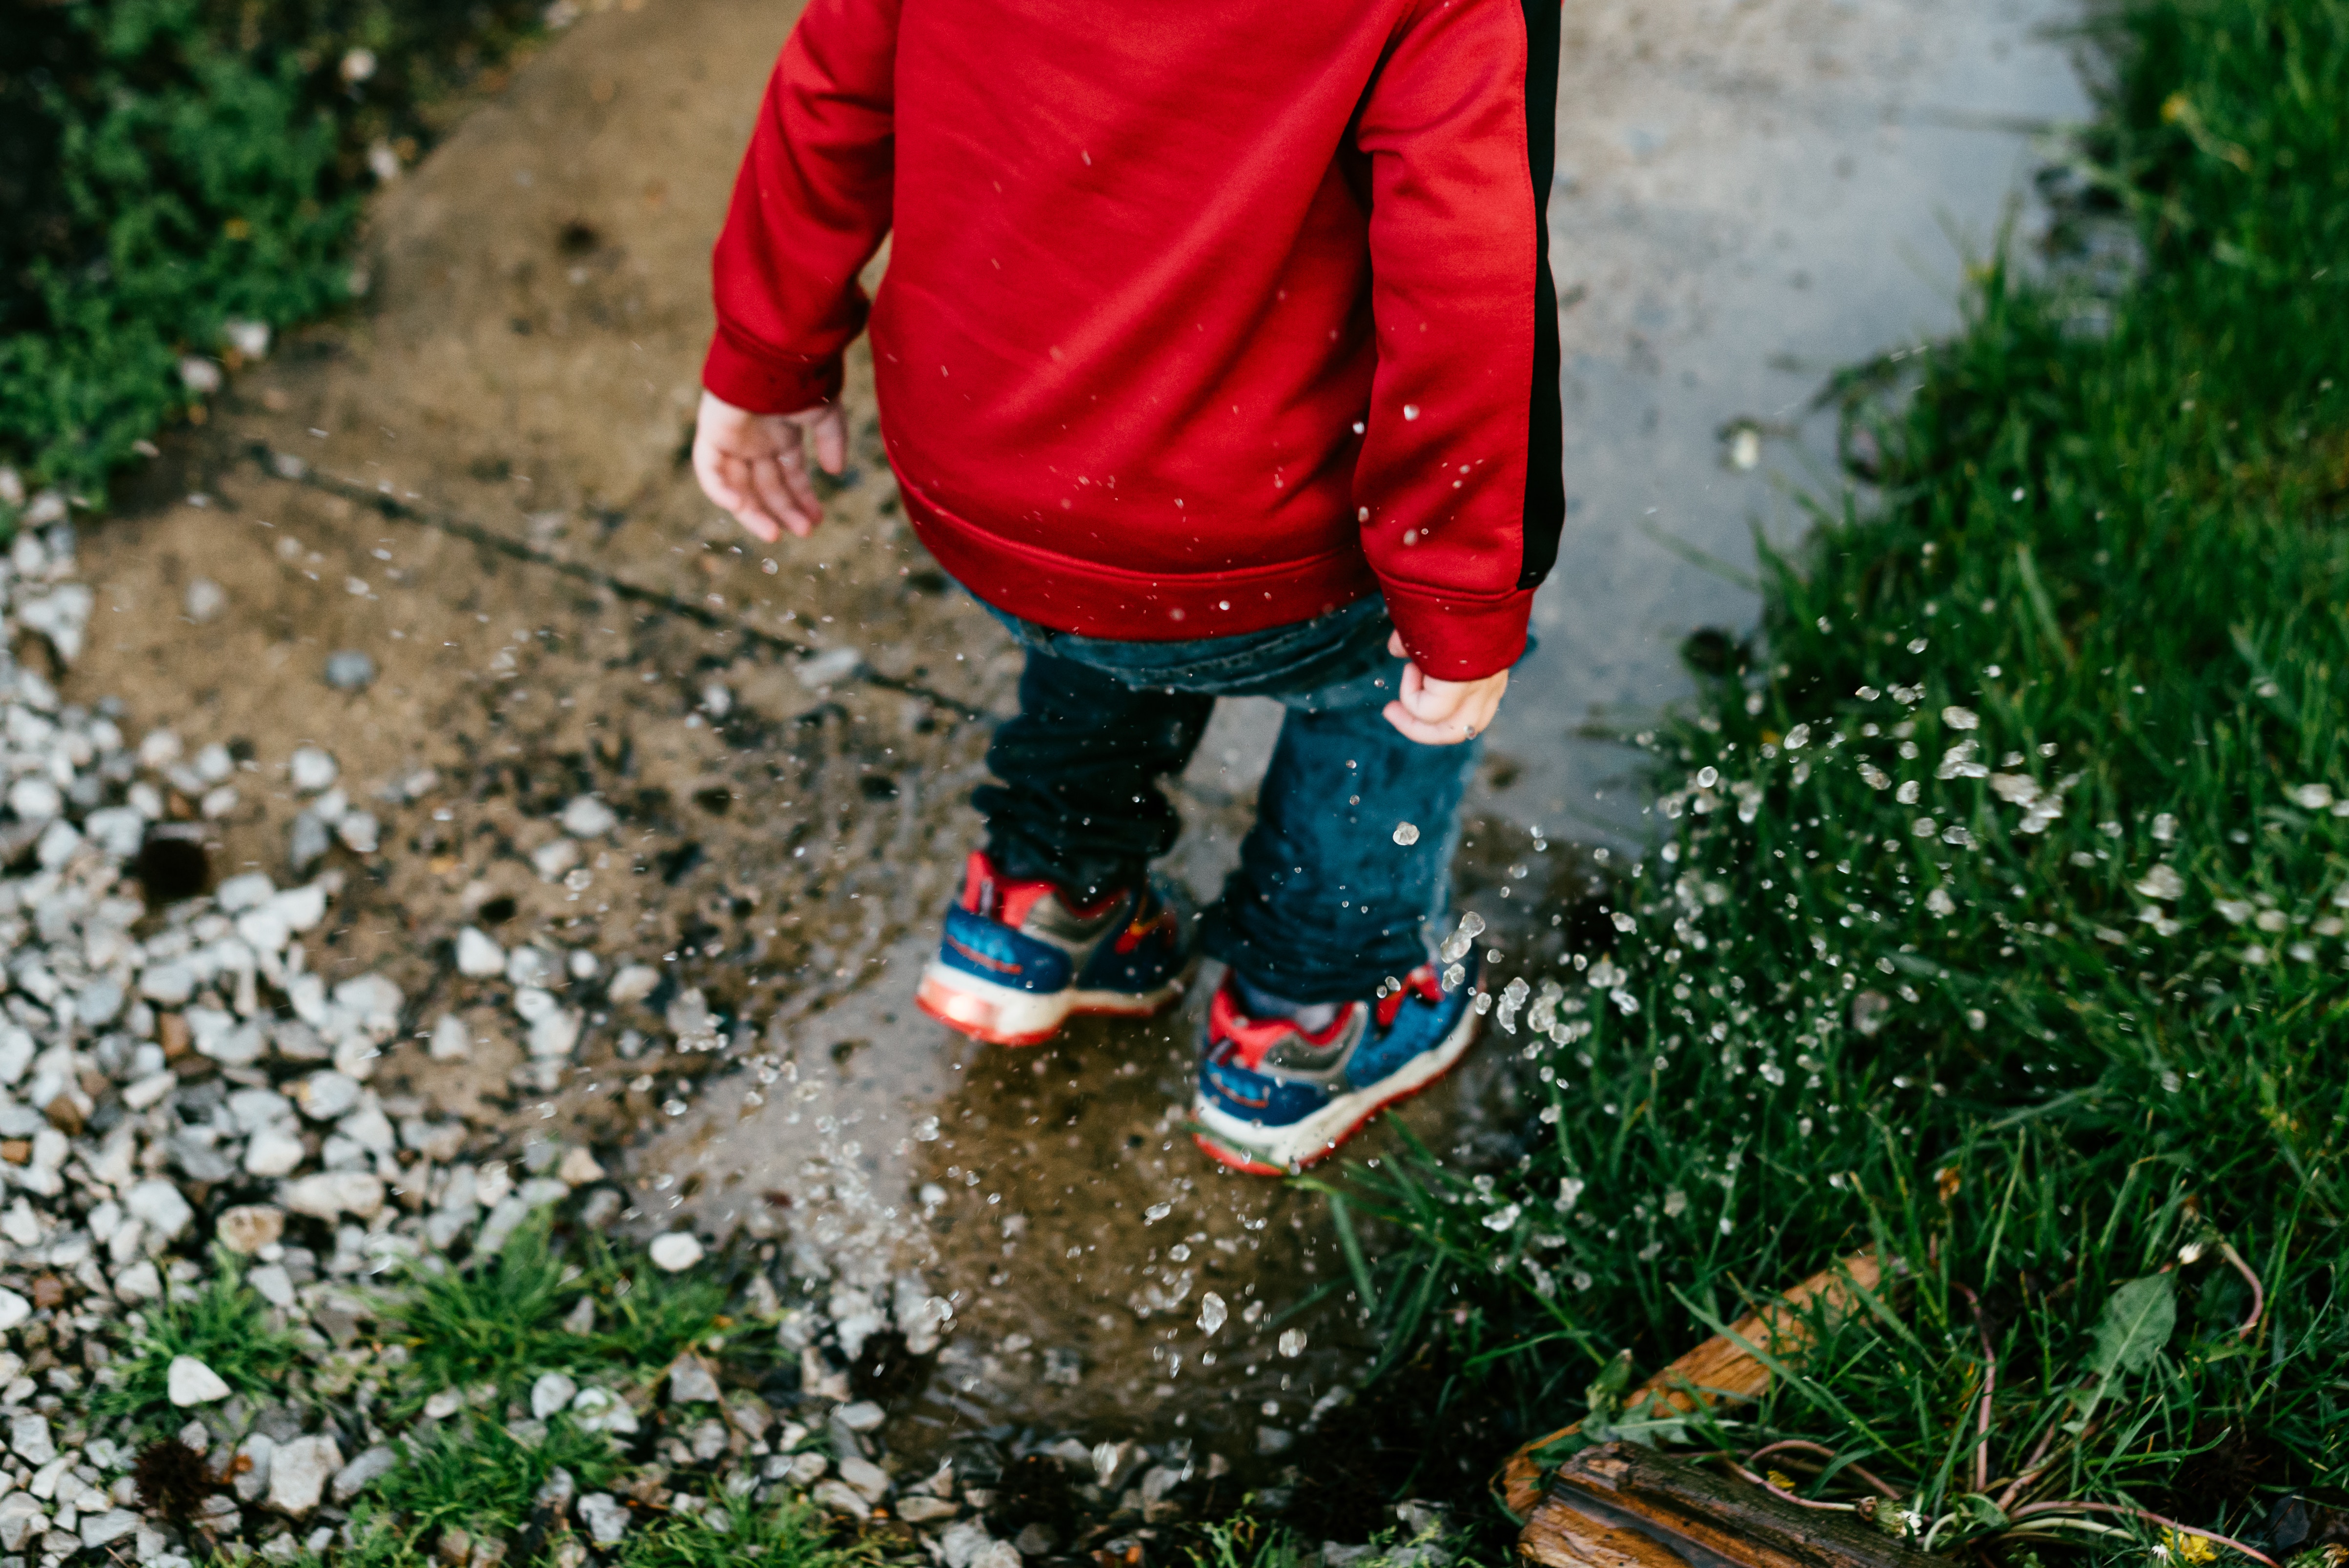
left=429, top=1014, right=471, bottom=1060
left=532, top=839, right=581, bottom=880
left=248, top=1264, right=296, bottom=1307
left=339, top=1102, right=396, bottom=1155
left=559, top=796, right=617, bottom=837
left=81, top=1509, right=140, bottom=1548
left=337, top=810, right=380, bottom=853
left=531, top=1372, right=579, bottom=1420
left=577, top=1493, right=629, bottom=1546
left=814, top=1480, right=873, bottom=1520
left=112, top=1261, right=163, bottom=1302
left=836, top=1400, right=886, bottom=1432
left=505, top=946, right=554, bottom=987
left=293, top=1070, right=363, bottom=1120
left=9, top=1414, right=55, bottom=1464
left=34, top=819, right=80, bottom=868
left=167, top=1356, right=231, bottom=1406
left=0, top=1493, right=46, bottom=1552
left=969, top=1544, right=1022, bottom=1568
left=138, top=962, right=196, bottom=1005
left=267, top=1434, right=342, bottom=1517
left=837, top=1454, right=892, bottom=1503
left=244, top=1127, right=306, bottom=1178
left=528, top=1009, right=581, bottom=1059
left=272, top=883, right=328, bottom=932
left=666, top=1356, right=720, bottom=1405
left=215, top=1204, right=286, bottom=1256
left=649, top=1232, right=703, bottom=1271
left=82, top=808, right=143, bottom=858
left=940, top=1520, right=996, bottom=1568
left=7, top=776, right=61, bottom=823
left=123, top=1179, right=194, bottom=1241
left=283, top=1171, right=385, bottom=1221
left=556, top=1147, right=604, bottom=1185
left=235, top=906, right=292, bottom=955
left=455, top=928, right=505, bottom=978
left=289, top=748, right=339, bottom=793
left=216, top=873, right=275, bottom=913
left=330, top=1445, right=396, bottom=1504
left=607, top=964, right=660, bottom=1007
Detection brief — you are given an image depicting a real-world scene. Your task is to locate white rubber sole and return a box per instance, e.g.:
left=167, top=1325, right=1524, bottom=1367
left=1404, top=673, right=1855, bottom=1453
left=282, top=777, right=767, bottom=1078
left=1191, top=1000, right=1481, bottom=1174
left=916, top=961, right=1183, bottom=1046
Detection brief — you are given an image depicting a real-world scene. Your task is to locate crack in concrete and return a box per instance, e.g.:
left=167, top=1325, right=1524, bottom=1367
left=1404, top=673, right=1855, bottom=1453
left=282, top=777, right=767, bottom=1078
left=244, top=441, right=1002, bottom=724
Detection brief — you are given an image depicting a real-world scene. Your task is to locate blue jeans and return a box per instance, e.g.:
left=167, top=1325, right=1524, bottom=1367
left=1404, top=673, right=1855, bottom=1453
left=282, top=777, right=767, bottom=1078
left=969, top=593, right=1483, bottom=1003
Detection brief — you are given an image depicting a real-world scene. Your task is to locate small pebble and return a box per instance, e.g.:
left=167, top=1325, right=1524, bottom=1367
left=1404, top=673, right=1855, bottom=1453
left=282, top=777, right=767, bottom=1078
left=323, top=650, right=377, bottom=691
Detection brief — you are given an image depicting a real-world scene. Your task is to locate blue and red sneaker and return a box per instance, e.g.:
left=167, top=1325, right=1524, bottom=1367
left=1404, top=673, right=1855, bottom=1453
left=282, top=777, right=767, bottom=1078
left=916, top=851, right=1188, bottom=1046
left=1190, top=959, right=1481, bottom=1174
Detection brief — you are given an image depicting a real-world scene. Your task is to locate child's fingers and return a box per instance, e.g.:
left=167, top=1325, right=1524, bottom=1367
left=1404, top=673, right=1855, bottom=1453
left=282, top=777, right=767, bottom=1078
left=747, top=456, right=814, bottom=537
left=1387, top=630, right=1408, bottom=659
left=776, top=451, right=826, bottom=524
left=1382, top=700, right=1471, bottom=746
left=811, top=406, right=850, bottom=474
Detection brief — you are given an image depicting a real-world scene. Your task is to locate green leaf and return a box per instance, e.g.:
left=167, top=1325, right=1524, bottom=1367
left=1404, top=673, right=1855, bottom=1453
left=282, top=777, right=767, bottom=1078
left=2083, top=1273, right=2176, bottom=1380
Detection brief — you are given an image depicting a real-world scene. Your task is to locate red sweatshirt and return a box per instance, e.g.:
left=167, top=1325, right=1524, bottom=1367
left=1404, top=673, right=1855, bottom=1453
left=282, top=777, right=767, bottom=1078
left=704, top=0, right=1564, bottom=680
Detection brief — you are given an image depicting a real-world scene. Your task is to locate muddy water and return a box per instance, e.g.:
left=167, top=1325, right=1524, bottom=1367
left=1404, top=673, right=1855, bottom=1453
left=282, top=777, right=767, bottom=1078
left=66, top=0, right=2083, bottom=1465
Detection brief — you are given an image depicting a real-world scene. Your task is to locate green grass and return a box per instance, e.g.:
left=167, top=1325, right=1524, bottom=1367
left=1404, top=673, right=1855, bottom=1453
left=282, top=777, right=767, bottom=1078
left=1346, top=0, right=2349, bottom=1555
left=0, top=0, right=543, bottom=504
left=383, top=1216, right=758, bottom=1413
left=100, top=1254, right=300, bottom=1431
left=387, top=1416, right=621, bottom=1544
left=614, top=1490, right=883, bottom=1568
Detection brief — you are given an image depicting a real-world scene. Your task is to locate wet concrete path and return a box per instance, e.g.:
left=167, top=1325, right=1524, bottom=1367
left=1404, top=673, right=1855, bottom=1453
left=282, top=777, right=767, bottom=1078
left=69, top=0, right=2081, bottom=1459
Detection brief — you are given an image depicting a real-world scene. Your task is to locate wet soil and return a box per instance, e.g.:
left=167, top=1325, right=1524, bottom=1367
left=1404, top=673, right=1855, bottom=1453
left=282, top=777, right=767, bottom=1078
left=64, top=0, right=2081, bottom=1470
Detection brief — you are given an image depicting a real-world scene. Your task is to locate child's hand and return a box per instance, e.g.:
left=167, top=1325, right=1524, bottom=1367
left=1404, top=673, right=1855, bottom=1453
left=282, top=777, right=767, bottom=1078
left=1382, top=630, right=1509, bottom=745
left=691, top=389, right=850, bottom=543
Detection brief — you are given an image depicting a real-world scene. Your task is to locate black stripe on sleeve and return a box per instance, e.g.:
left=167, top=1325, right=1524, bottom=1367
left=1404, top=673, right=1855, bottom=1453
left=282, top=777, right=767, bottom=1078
left=1515, top=0, right=1566, bottom=590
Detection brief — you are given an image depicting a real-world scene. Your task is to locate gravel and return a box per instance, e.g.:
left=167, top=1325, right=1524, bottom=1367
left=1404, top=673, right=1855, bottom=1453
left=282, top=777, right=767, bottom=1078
left=0, top=522, right=1320, bottom=1568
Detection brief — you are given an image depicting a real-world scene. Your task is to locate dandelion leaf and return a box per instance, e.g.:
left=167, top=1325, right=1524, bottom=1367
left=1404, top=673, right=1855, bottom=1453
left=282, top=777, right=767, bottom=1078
left=2083, top=1273, right=2175, bottom=1380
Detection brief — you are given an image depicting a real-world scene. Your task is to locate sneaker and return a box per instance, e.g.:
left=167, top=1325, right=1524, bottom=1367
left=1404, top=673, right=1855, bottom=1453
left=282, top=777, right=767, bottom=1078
left=916, top=850, right=1188, bottom=1046
left=1190, top=960, right=1480, bottom=1174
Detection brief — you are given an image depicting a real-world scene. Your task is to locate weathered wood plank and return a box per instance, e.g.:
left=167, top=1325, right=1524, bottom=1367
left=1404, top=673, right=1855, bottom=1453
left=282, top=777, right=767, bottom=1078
left=1520, top=1443, right=1935, bottom=1568
left=1498, top=1250, right=1883, bottom=1517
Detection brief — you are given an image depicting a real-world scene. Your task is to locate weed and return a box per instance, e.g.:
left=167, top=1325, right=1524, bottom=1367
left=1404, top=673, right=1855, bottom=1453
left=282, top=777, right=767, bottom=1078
left=381, top=1214, right=757, bottom=1413
left=0, top=0, right=543, bottom=503
left=354, top=1413, right=622, bottom=1561
left=615, top=1489, right=882, bottom=1568
left=100, top=1253, right=299, bottom=1431
left=1345, top=0, right=2349, bottom=1551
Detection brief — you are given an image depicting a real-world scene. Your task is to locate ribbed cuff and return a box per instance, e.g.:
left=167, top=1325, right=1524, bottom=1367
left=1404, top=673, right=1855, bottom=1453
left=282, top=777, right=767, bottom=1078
left=700, top=327, right=844, bottom=416
left=1379, top=580, right=1533, bottom=681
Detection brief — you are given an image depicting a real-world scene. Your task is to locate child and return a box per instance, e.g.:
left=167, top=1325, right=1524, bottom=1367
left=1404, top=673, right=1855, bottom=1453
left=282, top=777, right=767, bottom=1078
left=692, top=0, right=1564, bottom=1174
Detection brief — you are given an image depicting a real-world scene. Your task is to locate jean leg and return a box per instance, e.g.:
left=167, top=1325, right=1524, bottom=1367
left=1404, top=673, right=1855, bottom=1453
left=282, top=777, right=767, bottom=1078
left=972, top=648, right=1215, bottom=901
left=1198, top=702, right=1475, bottom=1002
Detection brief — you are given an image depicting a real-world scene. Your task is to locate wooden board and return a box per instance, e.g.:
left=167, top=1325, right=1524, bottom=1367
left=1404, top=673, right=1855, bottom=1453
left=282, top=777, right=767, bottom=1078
left=1520, top=1443, right=1936, bottom=1568
left=1498, top=1250, right=1882, bottom=1518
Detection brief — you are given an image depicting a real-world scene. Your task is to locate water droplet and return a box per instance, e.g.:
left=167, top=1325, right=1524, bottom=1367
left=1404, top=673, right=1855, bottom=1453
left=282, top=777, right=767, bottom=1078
left=1392, top=822, right=1420, bottom=845
left=1197, top=1292, right=1228, bottom=1334
left=1402, top=404, right=1421, bottom=421
left=1278, top=1328, right=1307, bottom=1358
left=1143, top=1202, right=1173, bottom=1223
left=912, top=1115, right=940, bottom=1142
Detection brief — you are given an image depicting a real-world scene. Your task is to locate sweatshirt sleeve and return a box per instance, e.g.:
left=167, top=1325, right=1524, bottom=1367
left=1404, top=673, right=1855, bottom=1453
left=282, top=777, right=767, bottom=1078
left=1351, top=0, right=1565, bottom=681
left=702, top=0, right=901, bottom=415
